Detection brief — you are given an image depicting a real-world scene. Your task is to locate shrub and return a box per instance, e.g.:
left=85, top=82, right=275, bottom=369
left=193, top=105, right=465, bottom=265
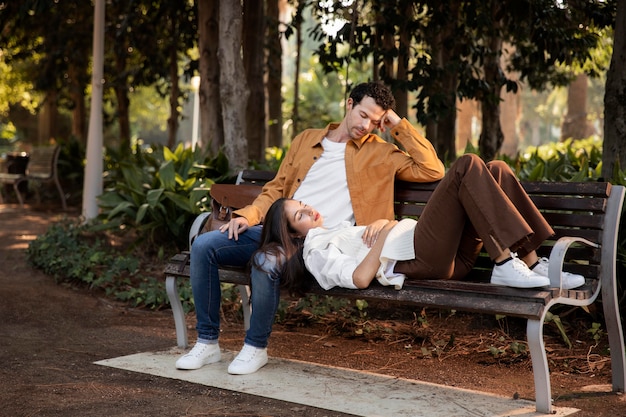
left=26, top=219, right=167, bottom=310
left=97, top=143, right=229, bottom=250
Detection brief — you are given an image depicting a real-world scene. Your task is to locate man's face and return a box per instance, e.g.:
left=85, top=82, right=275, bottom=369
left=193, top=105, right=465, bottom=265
left=345, top=96, right=387, bottom=139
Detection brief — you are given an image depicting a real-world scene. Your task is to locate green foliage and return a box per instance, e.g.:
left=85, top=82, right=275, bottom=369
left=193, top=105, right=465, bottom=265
left=587, top=322, right=605, bottom=345
left=97, top=143, right=229, bottom=250
left=488, top=338, right=528, bottom=359
left=26, top=219, right=166, bottom=310
left=250, top=145, right=289, bottom=172
left=545, top=312, right=573, bottom=349
left=514, top=137, right=603, bottom=181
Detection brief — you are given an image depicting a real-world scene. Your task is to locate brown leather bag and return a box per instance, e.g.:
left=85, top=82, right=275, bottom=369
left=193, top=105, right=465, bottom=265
left=202, top=184, right=263, bottom=233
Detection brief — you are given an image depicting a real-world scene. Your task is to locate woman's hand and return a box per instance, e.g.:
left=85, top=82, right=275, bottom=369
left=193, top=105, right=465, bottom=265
left=362, top=219, right=397, bottom=248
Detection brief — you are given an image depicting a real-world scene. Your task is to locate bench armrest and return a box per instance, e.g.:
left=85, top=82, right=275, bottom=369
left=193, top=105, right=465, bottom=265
left=547, top=236, right=599, bottom=288
left=188, top=212, right=212, bottom=249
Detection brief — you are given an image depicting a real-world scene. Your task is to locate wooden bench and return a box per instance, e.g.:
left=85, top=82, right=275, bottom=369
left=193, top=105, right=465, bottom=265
left=164, top=169, right=626, bottom=414
left=0, top=145, right=67, bottom=209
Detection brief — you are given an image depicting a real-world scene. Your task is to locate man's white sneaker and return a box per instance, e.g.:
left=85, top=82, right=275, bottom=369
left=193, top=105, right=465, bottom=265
left=175, top=342, right=221, bottom=370
left=491, top=257, right=550, bottom=288
left=531, top=257, right=586, bottom=290
left=227, top=344, right=268, bottom=375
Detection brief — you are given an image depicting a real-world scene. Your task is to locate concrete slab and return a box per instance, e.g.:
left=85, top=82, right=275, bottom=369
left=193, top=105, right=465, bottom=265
left=95, top=348, right=579, bottom=417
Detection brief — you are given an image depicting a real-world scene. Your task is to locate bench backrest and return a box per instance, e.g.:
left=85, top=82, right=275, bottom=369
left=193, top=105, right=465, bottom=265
left=25, top=145, right=60, bottom=180
left=226, top=170, right=621, bottom=287
left=394, top=180, right=620, bottom=285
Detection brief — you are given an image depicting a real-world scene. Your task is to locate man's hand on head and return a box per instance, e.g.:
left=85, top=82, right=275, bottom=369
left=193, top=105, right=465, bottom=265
left=379, top=109, right=401, bottom=133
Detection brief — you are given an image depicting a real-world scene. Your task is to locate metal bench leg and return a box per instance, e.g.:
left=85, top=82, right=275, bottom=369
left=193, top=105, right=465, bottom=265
left=237, top=284, right=251, bottom=331
left=527, top=317, right=553, bottom=414
left=12, top=181, right=24, bottom=207
left=601, top=273, right=626, bottom=393
left=165, top=275, right=188, bottom=348
left=53, top=176, right=67, bottom=210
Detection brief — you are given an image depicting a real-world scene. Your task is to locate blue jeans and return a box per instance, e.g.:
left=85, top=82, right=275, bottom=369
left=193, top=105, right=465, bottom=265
left=190, top=226, right=281, bottom=348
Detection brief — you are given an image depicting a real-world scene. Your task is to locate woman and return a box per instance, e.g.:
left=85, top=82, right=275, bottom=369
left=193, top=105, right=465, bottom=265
left=254, top=154, right=585, bottom=294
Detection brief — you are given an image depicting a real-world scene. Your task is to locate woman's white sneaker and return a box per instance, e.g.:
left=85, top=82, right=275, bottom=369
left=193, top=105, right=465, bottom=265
left=228, top=344, right=268, bottom=375
left=531, top=257, right=586, bottom=289
left=491, top=257, right=550, bottom=288
left=175, top=342, right=221, bottom=370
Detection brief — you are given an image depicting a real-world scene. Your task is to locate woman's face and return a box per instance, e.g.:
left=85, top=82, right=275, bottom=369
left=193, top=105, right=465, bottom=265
left=283, top=199, right=324, bottom=236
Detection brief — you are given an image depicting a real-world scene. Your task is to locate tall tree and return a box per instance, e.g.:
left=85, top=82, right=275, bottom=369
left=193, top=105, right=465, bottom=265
left=603, top=0, right=626, bottom=181
left=219, top=0, right=249, bottom=172
left=243, top=0, right=266, bottom=162
left=266, top=0, right=284, bottom=147
left=197, top=0, right=223, bottom=154
left=561, top=73, right=594, bottom=141
left=0, top=1, right=93, bottom=145
left=476, top=0, right=506, bottom=161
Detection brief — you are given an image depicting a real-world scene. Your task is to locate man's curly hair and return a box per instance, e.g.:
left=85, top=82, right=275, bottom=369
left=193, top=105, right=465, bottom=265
left=349, top=81, right=396, bottom=110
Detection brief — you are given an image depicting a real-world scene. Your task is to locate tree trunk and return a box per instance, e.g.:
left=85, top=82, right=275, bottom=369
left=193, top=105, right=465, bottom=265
left=498, top=89, right=519, bottom=158
left=198, top=0, right=223, bottom=154
left=167, top=19, right=180, bottom=149
left=456, top=98, right=476, bottom=153
left=561, top=73, right=593, bottom=141
left=114, top=50, right=131, bottom=150
left=394, top=0, right=412, bottom=120
left=424, top=0, right=461, bottom=161
left=499, top=43, right=520, bottom=158
left=291, top=1, right=303, bottom=139
left=218, top=0, right=249, bottom=173
left=243, top=0, right=265, bottom=162
left=432, top=42, right=458, bottom=161
left=37, top=90, right=59, bottom=146
left=602, top=0, right=626, bottom=181
left=266, top=0, right=284, bottom=147
left=68, top=63, right=87, bottom=144
left=478, top=33, right=504, bottom=162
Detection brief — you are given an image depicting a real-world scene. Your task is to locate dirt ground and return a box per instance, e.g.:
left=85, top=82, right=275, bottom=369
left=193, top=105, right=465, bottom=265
left=1, top=204, right=625, bottom=417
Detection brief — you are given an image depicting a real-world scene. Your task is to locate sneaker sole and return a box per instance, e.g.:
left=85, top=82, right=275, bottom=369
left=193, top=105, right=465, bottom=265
left=175, top=353, right=221, bottom=370
left=227, top=357, right=268, bottom=375
left=490, top=277, right=549, bottom=288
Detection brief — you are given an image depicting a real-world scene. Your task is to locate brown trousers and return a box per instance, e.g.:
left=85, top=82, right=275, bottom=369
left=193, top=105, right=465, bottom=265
left=394, top=153, right=553, bottom=281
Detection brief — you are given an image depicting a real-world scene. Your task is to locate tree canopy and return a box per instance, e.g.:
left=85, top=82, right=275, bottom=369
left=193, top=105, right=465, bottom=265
left=0, top=0, right=623, bottom=172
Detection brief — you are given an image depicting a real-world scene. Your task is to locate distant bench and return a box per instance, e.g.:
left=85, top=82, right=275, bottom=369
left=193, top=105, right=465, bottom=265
left=164, top=169, right=626, bottom=414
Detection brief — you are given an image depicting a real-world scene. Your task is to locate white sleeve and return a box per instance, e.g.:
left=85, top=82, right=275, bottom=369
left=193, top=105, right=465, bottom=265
left=305, top=245, right=359, bottom=290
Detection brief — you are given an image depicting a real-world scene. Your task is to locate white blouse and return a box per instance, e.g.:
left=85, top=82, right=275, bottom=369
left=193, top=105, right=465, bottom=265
left=303, top=219, right=417, bottom=290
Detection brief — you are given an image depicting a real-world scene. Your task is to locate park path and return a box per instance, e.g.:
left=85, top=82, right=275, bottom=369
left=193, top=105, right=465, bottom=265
left=0, top=204, right=352, bottom=417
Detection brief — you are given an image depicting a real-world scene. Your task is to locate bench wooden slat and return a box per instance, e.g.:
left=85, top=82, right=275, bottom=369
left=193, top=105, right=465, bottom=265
left=522, top=181, right=611, bottom=196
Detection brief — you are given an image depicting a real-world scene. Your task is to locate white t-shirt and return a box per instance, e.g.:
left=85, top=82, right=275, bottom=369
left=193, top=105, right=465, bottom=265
left=292, top=138, right=354, bottom=229
left=303, top=219, right=417, bottom=290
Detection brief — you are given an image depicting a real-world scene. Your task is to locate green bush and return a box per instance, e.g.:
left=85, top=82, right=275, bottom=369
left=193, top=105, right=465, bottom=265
left=513, top=136, right=603, bottom=181
left=97, top=143, right=229, bottom=250
left=25, top=219, right=167, bottom=310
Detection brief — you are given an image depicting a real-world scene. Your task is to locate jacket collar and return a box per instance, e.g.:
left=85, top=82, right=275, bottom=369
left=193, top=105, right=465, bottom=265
left=317, top=123, right=371, bottom=149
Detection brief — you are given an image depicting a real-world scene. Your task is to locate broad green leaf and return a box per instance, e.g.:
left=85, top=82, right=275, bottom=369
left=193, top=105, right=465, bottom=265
left=163, top=146, right=177, bottom=162
left=107, top=201, right=135, bottom=219
left=164, top=190, right=193, bottom=211
left=136, top=203, right=149, bottom=223
left=158, top=160, right=176, bottom=190
left=146, top=188, right=164, bottom=207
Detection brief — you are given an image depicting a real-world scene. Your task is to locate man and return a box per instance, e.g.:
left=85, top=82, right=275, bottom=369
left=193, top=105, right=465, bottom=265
left=175, top=81, right=445, bottom=374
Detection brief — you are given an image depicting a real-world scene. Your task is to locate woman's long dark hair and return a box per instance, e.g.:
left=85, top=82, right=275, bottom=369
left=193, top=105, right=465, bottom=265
left=251, top=198, right=314, bottom=295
